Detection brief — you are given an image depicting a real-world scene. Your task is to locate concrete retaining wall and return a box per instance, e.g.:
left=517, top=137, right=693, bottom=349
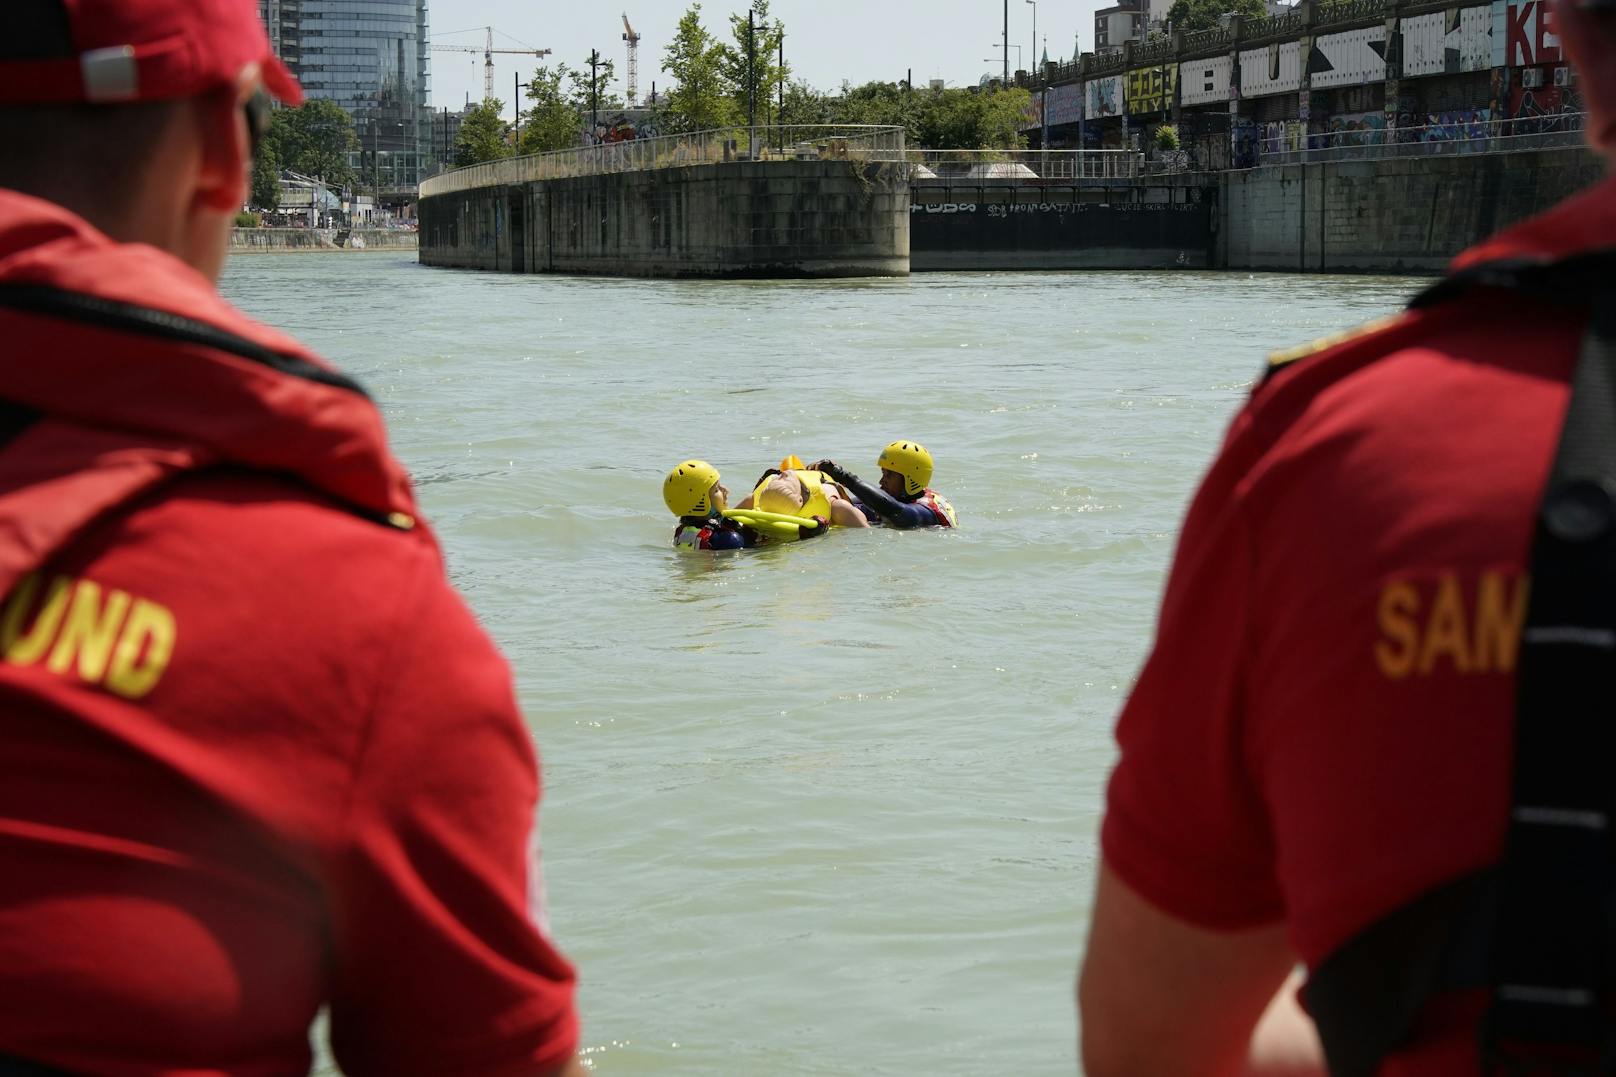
left=230, top=228, right=418, bottom=252
left=911, top=184, right=1216, bottom=271
left=1222, top=148, right=1606, bottom=272
left=418, top=160, right=909, bottom=278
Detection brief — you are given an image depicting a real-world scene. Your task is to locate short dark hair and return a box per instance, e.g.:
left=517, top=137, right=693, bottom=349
left=0, top=100, right=186, bottom=213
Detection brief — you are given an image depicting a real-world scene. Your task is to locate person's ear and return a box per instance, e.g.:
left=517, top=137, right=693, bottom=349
left=193, top=71, right=258, bottom=213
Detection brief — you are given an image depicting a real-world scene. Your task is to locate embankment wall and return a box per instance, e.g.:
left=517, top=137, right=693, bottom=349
left=418, top=160, right=909, bottom=278
left=230, top=228, right=417, bottom=252
left=1221, top=148, right=1606, bottom=272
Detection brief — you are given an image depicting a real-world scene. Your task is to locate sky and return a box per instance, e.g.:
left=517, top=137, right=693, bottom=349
left=426, top=0, right=1113, bottom=117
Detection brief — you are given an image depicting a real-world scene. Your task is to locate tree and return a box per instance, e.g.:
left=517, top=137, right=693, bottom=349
left=719, top=0, right=787, bottom=126
left=454, top=99, right=513, bottom=166
left=1164, top=0, right=1265, bottom=33
left=568, top=54, right=625, bottom=132
left=970, top=87, right=1033, bottom=150
left=662, top=4, right=738, bottom=133
left=249, top=140, right=282, bottom=211
left=264, top=99, right=358, bottom=189
left=826, top=80, right=1030, bottom=150
left=779, top=79, right=834, bottom=127
left=520, top=66, right=582, bottom=154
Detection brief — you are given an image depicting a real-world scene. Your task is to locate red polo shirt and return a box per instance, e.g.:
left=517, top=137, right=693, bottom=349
left=1102, top=177, right=1616, bottom=1073
left=0, top=190, right=577, bottom=1075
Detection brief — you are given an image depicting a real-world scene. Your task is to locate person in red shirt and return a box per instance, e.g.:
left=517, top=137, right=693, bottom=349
left=0, top=2, right=580, bottom=1074
left=1078, top=1, right=1616, bottom=1073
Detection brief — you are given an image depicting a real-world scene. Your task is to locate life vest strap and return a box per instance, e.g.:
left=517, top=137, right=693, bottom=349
left=1305, top=258, right=1616, bottom=1076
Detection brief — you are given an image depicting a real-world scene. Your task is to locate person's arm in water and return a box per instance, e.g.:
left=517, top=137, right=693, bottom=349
left=811, top=460, right=937, bottom=529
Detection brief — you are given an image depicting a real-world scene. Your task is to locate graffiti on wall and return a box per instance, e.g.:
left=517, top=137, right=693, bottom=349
left=1179, top=54, right=1233, bottom=107
left=1401, top=7, right=1493, bottom=76
left=1259, top=120, right=1306, bottom=155
left=1309, top=25, right=1389, bottom=88
left=1320, top=110, right=1389, bottom=147
left=1493, top=0, right=1561, bottom=66
left=1420, top=107, right=1493, bottom=140
left=1020, top=92, right=1045, bottom=132
left=1239, top=41, right=1303, bottom=97
left=1125, top=64, right=1177, bottom=115
left=1045, top=83, right=1084, bottom=127
left=1509, top=82, right=1585, bottom=130
left=1233, top=120, right=1259, bottom=168
left=1087, top=74, right=1124, bottom=118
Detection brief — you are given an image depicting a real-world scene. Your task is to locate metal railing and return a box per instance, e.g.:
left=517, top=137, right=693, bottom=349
left=912, top=148, right=1142, bottom=181
left=1257, top=113, right=1588, bottom=165
left=420, top=125, right=907, bottom=197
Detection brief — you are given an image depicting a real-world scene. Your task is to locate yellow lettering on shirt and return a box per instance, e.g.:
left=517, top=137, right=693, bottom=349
left=46, top=579, right=131, bottom=681
left=3, top=574, right=71, bottom=665
left=1375, top=570, right=1529, bottom=679
left=1474, top=571, right=1529, bottom=674
left=1374, top=580, right=1420, bottom=679
left=104, top=599, right=177, bottom=700
left=0, top=573, right=176, bottom=699
left=1418, top=575, right=1473, bottom=675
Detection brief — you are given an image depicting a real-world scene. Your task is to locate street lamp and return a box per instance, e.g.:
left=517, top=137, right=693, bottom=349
left=1025, top=0, right=1037, bottom=77
left=987, top=43, right=1023, bottom=76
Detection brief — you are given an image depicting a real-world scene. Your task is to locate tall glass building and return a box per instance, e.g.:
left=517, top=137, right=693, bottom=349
left=258, top=0, right=433, bottom=196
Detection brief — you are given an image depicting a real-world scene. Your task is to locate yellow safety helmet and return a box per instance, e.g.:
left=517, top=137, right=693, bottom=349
left=663, top=459, right=722, bottom=517
left=878, top=441, right=934, bottom=496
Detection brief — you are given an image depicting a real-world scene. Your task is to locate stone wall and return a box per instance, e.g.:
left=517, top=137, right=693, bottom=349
left=1221, top=147, right=1606, bottom=272
left=419, top=160, right=909, bottom=279
left=230, top=228, right=418, bottom=252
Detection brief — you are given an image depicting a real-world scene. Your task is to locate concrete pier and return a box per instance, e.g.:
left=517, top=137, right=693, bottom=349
left=418, top=128, right=910, bottom=279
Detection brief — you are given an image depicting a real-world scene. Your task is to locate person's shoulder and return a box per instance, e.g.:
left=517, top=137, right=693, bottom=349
left=1244, top=291, right=1570, bottom=442
left=72, top=467, right=444, bottom=640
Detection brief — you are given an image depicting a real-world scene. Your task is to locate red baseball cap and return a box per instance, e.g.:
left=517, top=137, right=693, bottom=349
left=0, top=0, right=303, bottom=106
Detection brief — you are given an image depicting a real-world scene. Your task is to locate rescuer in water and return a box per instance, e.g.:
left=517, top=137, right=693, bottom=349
left=812, top=441, right=958, bottom=529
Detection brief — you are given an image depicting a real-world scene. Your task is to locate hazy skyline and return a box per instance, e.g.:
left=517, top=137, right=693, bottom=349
left=427, top=0, right=1114, bottom=117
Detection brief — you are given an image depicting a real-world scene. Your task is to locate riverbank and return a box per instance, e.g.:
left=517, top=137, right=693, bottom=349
left=229, top=228, right=417, bottom=253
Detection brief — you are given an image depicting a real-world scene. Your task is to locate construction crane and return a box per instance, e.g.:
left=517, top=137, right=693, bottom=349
left=431, top=27, right=551, bottom=103
left=621, top=14, right=641, bottom=108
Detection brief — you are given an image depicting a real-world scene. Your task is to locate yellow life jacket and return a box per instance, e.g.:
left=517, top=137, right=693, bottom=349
left=750, top=469, right=836, bottom=525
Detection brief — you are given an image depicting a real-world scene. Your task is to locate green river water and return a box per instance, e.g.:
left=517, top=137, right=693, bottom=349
left=221, top=253, right=1421, bottom=1076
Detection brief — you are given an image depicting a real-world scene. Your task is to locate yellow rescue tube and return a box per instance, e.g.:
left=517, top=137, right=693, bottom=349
left=722, top=507, right=817, bottom=540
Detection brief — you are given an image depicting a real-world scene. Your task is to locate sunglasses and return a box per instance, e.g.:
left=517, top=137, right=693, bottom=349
left=245, top=88, right=271, bottom=157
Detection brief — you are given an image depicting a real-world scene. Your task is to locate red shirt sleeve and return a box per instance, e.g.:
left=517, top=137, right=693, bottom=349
left=1101, top=411, right=1285, bottom=930
left=325, top=551, right=578, bottom=1076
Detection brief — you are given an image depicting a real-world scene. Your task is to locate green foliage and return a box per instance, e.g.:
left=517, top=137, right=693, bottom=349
left=719, top=0, right=787, bottom=125
left=1164, top=0, right=1266, bottom=33
left=1155, top=124, right=1180, bottom=150
left=263, top=99, right=358, bottom=188
left=662, top=3, right=738, bottom=133
left=824, top=81, right=1029, bottom=151
left=520, top=66, right=581, bottom=153
left=960, top=87, right=1031, bottom=150
left=778, top=79, right=835, bottom=127
left=568, top=54, right=625, bottom=121
left=454, top=98, right=513, bottom=167
left=249, top=140, right=281, bottom=211
left=234, top=210, right=261, bottom=228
